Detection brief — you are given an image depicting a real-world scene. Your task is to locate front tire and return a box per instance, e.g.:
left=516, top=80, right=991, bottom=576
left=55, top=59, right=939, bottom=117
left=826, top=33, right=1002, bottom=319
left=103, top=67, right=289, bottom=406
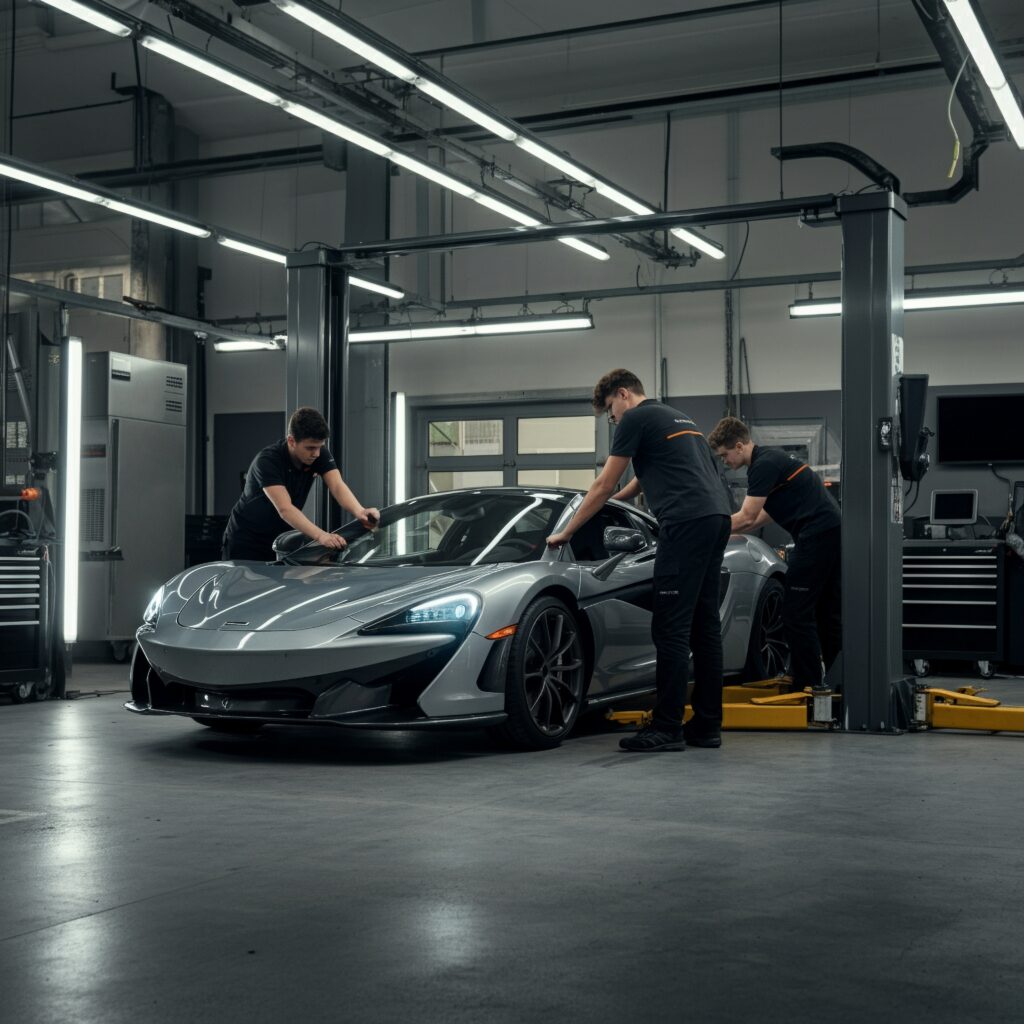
left=495, top=596, right=587, bottom=750
left=743, top=577, right=788, bottom=681
left=192, top=717, right=264, bottom=735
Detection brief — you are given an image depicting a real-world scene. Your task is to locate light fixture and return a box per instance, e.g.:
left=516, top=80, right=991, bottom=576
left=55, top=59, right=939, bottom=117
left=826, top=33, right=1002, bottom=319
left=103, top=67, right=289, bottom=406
left=218, top=236, right=288, bottom=264
left=140, top=37, right=286, bottom=108
left=350, top=312, right=594, bottom=344
left=942, top=0, right=1024, bottom=148
left=62, top=337, right=82, bottom=644
left=0, top=155, right=212, bottom=238
left=349, top=276, right=405, bottom=300
left=392, top=390, right=407, bottom=510
left=279, top=101, right=394, bottom=158
left=36, top=0, right=131, bottom=36
left=267, top=0, right=723, bottom=260
left=789, top=286, right=1024, bottom=318
left=213, top=336, right=287, bottom=352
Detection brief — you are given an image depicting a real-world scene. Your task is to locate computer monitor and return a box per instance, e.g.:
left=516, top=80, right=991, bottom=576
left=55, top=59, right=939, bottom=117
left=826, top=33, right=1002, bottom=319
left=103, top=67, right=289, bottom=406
left=929, top=489, right=978, bottom=526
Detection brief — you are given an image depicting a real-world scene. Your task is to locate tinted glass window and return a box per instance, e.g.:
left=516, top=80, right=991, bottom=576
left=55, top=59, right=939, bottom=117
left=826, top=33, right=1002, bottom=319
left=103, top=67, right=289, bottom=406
left=570, top=506, right=635, bottom=562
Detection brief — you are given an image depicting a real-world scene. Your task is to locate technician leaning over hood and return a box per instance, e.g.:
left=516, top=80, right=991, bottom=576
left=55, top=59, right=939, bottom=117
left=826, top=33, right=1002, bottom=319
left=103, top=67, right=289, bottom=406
left=546, top=368, right=731, bottom=753
left=221, top=405, right=380, bottom=563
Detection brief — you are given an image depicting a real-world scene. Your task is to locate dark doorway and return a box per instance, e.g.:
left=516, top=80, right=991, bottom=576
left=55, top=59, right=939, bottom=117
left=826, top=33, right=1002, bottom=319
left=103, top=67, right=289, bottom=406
left=214, top=412, right=284, bottom=515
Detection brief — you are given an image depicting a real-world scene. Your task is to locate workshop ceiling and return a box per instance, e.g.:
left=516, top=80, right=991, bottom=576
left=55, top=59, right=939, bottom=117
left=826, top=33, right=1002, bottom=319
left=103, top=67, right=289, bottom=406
left=13, top=0, right=1024, bottom=160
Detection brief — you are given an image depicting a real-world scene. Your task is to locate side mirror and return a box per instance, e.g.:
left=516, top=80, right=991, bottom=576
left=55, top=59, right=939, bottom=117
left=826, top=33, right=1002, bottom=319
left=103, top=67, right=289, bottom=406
left=603, top=527, right=644, bottom=553
left=272, top=530, right=305, bottom=557
left=592, top=528, right=645, bottom=581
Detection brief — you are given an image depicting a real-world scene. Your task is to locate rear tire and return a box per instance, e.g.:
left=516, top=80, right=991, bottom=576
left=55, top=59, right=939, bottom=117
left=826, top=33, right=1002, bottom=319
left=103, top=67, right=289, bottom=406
left=743, top=578, right=788, bottom=681
left=495, top=596, right=587, bottom=750
left=192, top=717, right=264, bottom=735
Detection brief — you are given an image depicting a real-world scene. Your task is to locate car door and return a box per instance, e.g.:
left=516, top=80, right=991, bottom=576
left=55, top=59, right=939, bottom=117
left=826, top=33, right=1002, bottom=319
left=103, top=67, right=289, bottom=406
left=570, top=506, right=658, bottom=702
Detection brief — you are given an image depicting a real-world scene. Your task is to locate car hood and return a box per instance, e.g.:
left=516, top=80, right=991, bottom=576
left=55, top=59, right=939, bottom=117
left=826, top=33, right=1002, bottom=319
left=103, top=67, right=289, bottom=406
left=175, top=562, right=505, bottom=631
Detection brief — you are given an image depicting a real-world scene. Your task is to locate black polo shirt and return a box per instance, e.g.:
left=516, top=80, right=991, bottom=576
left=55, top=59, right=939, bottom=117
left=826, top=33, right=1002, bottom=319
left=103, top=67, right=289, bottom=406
left=610, top=400, right=731, bottom=525
left=746, top=445, right=840, bottom=540
left=224, top=439, right=337, bottom=548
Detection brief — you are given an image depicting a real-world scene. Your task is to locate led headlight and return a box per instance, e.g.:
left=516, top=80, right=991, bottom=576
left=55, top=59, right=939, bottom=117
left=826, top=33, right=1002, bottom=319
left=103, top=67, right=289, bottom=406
left=360, top=592, right=480, bottom=636
left=143, top=586, right=165, bottom=625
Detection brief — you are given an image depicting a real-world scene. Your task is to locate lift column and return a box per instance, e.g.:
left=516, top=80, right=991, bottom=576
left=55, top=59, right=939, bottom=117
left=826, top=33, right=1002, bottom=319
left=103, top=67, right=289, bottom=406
left=837, top=191, right=910, bottom=732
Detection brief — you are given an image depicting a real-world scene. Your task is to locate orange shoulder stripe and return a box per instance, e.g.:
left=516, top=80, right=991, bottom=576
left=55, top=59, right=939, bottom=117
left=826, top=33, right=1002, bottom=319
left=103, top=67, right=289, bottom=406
left=666, top=429, right=704, bottom=440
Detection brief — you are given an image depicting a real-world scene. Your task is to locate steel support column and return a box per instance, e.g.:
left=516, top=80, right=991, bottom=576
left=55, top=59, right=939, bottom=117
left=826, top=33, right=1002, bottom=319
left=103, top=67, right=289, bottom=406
left=285, top=249, right=346, bottom=530
left=837, top=192, right=909, bottom=732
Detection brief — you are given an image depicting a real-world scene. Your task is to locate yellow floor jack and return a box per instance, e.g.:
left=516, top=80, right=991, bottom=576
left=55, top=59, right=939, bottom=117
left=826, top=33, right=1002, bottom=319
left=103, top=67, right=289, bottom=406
left=606, top=679, right=1024, bottom=734
left=606, top=677, right=841, bottom=732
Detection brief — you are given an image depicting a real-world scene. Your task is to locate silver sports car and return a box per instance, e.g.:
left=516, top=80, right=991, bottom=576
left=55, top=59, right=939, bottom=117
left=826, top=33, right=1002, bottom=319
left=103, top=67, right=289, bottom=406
left=127, top=487, right=787, bottom=749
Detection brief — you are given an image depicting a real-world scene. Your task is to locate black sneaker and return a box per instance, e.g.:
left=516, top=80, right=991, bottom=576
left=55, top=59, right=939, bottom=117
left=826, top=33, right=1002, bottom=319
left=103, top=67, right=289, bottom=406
left=619, top=726, right=685, bottom=752
left=683, top=724, right=722, bottom=749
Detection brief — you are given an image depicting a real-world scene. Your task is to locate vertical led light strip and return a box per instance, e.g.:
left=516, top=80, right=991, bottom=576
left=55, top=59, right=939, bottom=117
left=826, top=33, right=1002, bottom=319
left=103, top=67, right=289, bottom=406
left=62, top=338, right=83, bottom=644
left=393, top=391, right=407, bottom=555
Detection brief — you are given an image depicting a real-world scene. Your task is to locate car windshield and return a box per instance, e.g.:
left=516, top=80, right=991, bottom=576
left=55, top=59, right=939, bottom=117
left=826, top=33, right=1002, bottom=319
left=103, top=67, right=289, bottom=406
left=285, top=491, right=567, bottom=567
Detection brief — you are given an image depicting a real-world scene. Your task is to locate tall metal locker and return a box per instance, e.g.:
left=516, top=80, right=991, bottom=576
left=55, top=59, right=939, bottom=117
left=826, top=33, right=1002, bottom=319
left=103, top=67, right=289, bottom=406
left=79, top=353, right=187, bottom=654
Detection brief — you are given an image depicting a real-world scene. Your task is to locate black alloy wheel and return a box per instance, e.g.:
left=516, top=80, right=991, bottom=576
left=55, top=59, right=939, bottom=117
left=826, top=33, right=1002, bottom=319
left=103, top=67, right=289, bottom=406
left=497, top=595, right=587, bottom=750
left=743, top=577, right=789, bottom=681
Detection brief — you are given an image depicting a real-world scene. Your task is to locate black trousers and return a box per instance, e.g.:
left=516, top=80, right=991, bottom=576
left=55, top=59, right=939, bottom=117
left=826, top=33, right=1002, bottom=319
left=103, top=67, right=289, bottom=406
left=782, top=526, right=842, bottom=689
left=221, top=537, right=275, bottom=562
left=650, top=514, right=731, bottom=732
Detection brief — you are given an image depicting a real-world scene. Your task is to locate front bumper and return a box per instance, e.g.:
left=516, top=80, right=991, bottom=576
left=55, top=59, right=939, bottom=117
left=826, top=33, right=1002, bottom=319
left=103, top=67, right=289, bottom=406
left=129, top=623, right=507, bottom=728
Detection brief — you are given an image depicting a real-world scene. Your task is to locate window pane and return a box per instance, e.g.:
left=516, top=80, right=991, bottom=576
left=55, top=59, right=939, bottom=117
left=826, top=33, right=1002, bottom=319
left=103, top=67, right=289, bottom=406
left=569, top=507, right=633, bottom=562
left=79, top=276, right=100, bottom=297
left=102, top=274, right=123, bottom=299
left=429, top=420, right=502, bottom=457
left=428, top=470, right=504, bottom=493
left=517, top=468, right=595, bottom=490
left=518, top=416, right=594, bottom=454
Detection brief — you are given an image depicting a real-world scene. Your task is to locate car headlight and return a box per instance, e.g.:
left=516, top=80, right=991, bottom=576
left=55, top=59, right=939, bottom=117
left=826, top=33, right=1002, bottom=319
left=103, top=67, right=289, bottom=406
left=143, top=586, right=165, bottom=625
left=359, top=592, right=480, bottom=636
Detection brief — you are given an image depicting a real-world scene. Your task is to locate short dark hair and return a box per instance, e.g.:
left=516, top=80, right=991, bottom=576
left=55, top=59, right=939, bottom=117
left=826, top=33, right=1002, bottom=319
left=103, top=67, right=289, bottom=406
left=708, top=416, right=751, bottom=450
left=592, top=368, right=645, bottom=414
left=288, top=407, right=329, bottom=443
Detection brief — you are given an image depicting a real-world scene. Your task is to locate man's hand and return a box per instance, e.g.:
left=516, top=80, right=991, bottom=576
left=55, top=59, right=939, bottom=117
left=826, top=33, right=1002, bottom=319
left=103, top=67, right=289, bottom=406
left=357, top=507, right=381, bottom=530
left=546, top=531, right=573, bottom=549
left=316, top=531, right=346, bottom=549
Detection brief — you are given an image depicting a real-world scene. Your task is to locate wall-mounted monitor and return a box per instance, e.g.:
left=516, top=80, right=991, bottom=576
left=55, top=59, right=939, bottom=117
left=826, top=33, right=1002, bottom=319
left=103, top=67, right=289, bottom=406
left=930, top=489, right=978, bottom=526
left=937, top=394, right=1024, bottom=464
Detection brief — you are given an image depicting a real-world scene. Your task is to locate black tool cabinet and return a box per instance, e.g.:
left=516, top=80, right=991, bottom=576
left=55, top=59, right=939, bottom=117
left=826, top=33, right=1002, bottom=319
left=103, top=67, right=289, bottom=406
left=902, top=540, right=1005, bottom=676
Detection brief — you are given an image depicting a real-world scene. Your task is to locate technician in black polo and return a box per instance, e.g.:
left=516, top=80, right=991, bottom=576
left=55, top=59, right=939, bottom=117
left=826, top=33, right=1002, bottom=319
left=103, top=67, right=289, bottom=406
left=709, top=415, right=841, bottom=692
left=546, top=368, right=731, bottom=753
left=222, top=406, right=379, bottom=562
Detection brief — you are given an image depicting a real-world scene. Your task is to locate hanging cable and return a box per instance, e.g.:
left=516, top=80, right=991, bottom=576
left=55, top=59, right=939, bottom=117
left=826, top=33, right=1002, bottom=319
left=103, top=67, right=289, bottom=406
left=729, top=223, right=751, bottom=281
left=777, top=0, right=784, bottom=200
left=946, top=56, right=969, bottom=179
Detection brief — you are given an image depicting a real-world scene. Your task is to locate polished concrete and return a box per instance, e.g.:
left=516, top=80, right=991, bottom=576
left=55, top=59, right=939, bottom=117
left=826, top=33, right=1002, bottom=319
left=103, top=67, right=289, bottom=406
left=2, top=663, right=1022, bottom=1024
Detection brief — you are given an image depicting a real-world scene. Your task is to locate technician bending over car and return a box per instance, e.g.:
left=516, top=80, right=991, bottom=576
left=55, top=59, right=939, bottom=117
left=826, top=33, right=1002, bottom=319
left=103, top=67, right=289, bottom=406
left=546, top=368, right=731, bottom=753
left=221, top=406, right=379, bottom=562
left=708, top=416, right=841, bottom=693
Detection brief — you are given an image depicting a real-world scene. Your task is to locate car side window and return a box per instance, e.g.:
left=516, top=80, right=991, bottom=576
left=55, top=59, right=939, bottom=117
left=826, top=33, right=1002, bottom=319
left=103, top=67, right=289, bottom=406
left=627, top=513, right=656, bottom=547
left=570, top=506, right=635, bottom=562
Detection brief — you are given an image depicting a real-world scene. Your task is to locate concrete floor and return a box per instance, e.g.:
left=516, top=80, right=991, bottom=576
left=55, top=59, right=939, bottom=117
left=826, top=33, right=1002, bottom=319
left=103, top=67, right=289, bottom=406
left=1, top=663, right=1022, bottom=1024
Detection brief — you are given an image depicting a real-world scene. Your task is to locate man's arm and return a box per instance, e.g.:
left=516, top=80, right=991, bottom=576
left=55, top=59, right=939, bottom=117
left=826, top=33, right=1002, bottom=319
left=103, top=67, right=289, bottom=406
left=322, top=468, right=379, bottom=529
left=546, top=456, right=631, bottom=548
left=263, top=484, right=345, bottom=549
left=611, top=476, right=642, bottom=503
left=731, top=495, right=768, bottom=534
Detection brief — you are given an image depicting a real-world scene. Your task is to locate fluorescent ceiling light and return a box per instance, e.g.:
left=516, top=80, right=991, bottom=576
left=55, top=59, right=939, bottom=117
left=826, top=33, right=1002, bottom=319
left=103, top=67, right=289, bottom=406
left=350, top=313, right=594, bottom=343
left=37, top=0, right=130, bottom=36
left=349, top=276, right=405, bottom=299
left=670, top=227, right=726, bottom=260
left=213, top=337, right=286, bottom=352
left=280, top=101, right=394, bottom=157
left=140, top=37, right=284, bottom=108
left=218, top=236, right=288, bottom=264
left=469, top=193, right=542, bottom=226
left=62, top=337, right=83, bottom=644
left=789, top=287, right=1024, bottom=317
left=273, top=0, right=417, bottom=82
left=417, top=81, right=518, bottom=142
left=941, top=0, right=1024, bottom=147
left=103, top=199, right=211, bottom=238
left=0, top=159, right=106, bottom=204
left=515, top=138, right=598, bottom=186
left=389, top=151, right=477, bottom=197
left=559, top=237, right=610, bottom=261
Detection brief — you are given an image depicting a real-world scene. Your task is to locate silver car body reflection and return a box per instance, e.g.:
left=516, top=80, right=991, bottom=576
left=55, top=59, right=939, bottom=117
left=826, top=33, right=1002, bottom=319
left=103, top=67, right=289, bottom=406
left=127, top=488, right=787, bottom=741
